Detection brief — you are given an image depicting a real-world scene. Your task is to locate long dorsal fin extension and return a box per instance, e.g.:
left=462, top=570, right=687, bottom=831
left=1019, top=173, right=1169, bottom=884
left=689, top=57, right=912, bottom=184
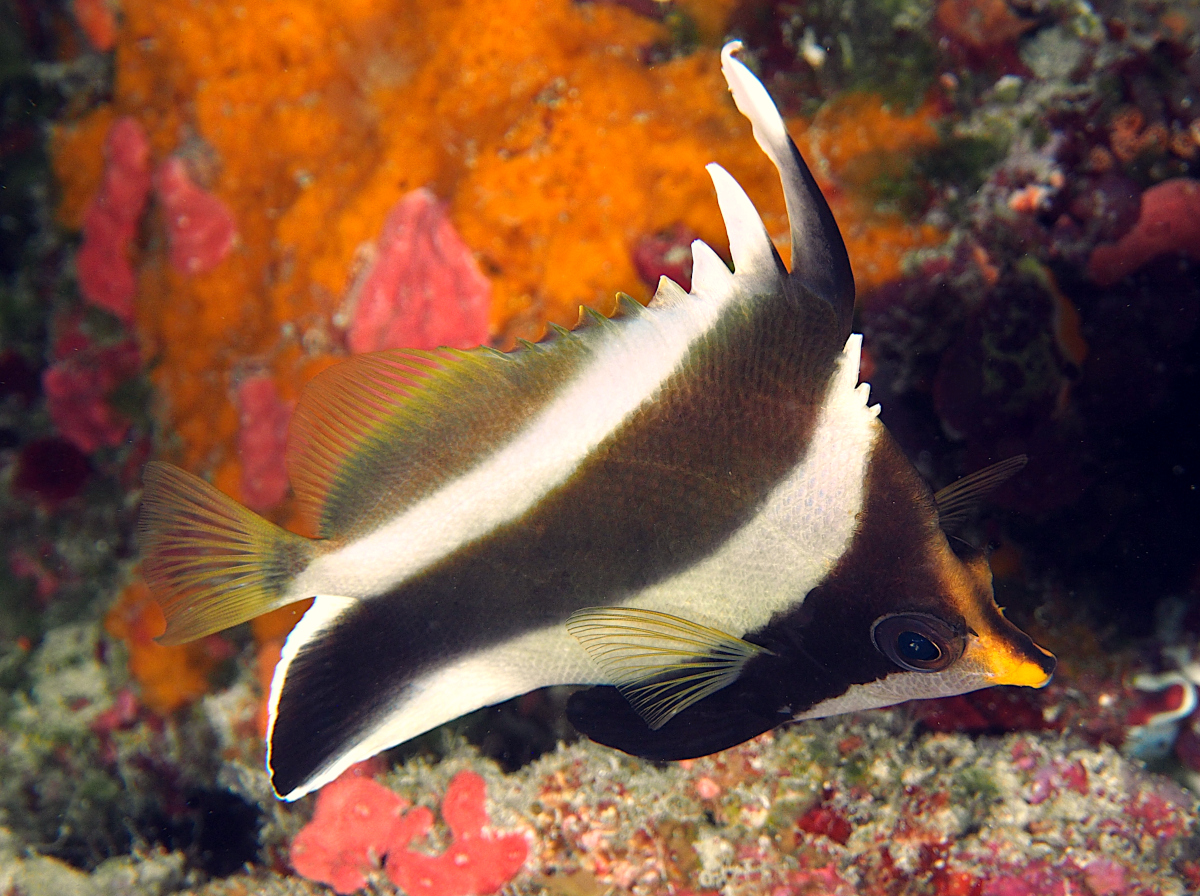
left=934, top=455, right=1028, bottom=532
left=719, top=41, right=855, bottom=339
left=566, top=607, right=770, bottom=730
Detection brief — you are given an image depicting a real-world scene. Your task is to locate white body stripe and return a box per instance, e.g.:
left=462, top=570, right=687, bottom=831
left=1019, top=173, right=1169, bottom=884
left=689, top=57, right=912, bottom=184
left=277, top=334, right=880, bottom=799
left=624, top=334, right=878, bottom=636
left=292, top=298, right=715, bottom=600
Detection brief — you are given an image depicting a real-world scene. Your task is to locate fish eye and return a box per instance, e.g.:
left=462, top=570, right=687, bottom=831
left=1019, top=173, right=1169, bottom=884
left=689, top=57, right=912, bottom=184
left=870, top=613, right=964, bottom=673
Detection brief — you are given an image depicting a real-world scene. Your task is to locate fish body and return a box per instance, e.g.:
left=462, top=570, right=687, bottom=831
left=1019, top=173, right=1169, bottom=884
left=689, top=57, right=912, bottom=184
left=139, top=43, right=1055, bottom=801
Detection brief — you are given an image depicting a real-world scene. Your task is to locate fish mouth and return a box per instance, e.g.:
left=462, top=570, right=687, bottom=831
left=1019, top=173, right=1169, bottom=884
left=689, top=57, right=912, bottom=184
left=974, top=625, right=1056, bottom=689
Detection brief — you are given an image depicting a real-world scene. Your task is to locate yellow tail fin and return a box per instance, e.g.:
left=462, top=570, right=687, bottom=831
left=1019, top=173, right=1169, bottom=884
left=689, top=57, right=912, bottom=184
left=138, top=462, right=318, bottom=645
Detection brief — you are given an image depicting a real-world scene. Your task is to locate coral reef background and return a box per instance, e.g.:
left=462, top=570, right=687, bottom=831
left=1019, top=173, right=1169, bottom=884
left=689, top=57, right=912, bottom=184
left=1, top=0, right=1199, bottom=892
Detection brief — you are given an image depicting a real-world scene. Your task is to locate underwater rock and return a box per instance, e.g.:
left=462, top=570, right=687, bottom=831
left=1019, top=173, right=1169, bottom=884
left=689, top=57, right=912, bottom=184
left=12, top=437, right=92, bottom=506
left=0, top=350, right=40, bottom=406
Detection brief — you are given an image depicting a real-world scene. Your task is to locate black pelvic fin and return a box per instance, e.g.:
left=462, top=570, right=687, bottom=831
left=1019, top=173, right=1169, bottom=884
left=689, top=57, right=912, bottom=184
left=567, top=681, right=779, bottom=761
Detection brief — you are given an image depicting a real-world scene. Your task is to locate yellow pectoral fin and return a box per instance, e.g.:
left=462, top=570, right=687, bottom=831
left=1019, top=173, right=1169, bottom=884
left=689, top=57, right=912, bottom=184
left=566, top=607, right=770, bottom=730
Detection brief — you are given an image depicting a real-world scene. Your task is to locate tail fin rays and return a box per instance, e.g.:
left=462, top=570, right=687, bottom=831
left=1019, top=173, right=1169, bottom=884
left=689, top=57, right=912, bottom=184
left=138, top=462, right=320, bottom=644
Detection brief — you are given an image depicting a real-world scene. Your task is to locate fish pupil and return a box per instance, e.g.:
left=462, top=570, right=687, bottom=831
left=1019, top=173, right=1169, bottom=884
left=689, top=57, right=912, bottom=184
left=897, top=631, right=940, bottom=663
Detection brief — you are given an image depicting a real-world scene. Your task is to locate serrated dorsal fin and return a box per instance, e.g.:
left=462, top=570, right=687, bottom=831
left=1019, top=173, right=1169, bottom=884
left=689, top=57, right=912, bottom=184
left=720, top=42, right=855, bottom=339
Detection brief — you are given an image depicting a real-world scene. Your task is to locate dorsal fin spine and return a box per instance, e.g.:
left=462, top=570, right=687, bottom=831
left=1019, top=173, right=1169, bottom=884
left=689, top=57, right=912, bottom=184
left=720, top=42, right=855, bottom=338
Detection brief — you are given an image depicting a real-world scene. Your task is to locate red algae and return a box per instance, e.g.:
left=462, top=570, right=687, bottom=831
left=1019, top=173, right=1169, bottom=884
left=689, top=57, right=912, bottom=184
left=235, top=375, right=291, bottom=513
left=43, top=337, right=140, bottom=454
left=71, top=0, right=118, bottom=52
left=935, top=0, right=1035, bottom=51
left=290, top=769, right=527, bottom=896
left=385, top=771, right=528, bottom=896
left=290, top=769, right=411, bottom=895
left=154, top=158, right=238, bottom=275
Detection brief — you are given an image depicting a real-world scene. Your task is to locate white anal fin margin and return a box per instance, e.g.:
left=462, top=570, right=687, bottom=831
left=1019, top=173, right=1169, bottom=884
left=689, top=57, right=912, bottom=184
left=566, top=607, right=770, bottom=730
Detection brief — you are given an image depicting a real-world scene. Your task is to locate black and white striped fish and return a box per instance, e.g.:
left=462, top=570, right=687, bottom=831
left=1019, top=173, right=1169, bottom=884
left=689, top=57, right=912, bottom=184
left=139, top=43, right=1055, bottom=802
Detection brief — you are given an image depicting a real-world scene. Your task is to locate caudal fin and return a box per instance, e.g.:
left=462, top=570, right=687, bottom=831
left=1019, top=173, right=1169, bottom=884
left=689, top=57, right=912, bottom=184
left=138, top=461, right=319, bottom=644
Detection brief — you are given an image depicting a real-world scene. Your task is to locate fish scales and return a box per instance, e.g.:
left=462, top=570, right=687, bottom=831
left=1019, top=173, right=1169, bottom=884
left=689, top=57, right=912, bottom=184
left=139, top=43, right=1055, bottom=801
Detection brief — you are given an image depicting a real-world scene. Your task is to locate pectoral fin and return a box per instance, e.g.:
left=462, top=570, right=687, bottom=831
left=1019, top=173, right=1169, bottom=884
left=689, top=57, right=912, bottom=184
left=566, top=607, right=768, bottom=730
left=934, top=455, right=1028, bottom=533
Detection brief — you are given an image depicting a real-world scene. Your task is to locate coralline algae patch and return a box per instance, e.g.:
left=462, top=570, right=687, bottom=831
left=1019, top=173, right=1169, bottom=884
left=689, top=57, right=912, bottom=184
left=493, top=719, right=1199, bottom=896
left=50, top=0, right=944, bottom=501
left=178, top=712, right=1198, bottom=896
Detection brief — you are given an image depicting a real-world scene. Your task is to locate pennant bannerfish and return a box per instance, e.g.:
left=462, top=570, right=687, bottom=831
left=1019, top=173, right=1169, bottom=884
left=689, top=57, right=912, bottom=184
left=138, top=43, right=1056, bottom=801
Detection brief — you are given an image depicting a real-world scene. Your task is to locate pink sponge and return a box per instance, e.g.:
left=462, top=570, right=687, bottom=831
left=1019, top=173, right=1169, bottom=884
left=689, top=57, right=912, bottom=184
left=154, top=158, right=237, bottom=275
left=348, top=189, right=492, bottom=354
left=289, top=771, right=411, bottom=895
left=1087, top=178, right=1200, bottom=286
left=235, top=376, right=291, bottom=512
left=290, top=770, right=527, bottom=896
left=76, top=117, right=151, bottom=323
left=385, top=771, right=528, bottom=896
left=43, top=336, right=140, bottom=454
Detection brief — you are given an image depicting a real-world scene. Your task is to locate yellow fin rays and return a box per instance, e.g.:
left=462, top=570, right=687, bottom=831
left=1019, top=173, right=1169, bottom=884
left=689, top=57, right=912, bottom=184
left=566, top=607, right=770, bottom=730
